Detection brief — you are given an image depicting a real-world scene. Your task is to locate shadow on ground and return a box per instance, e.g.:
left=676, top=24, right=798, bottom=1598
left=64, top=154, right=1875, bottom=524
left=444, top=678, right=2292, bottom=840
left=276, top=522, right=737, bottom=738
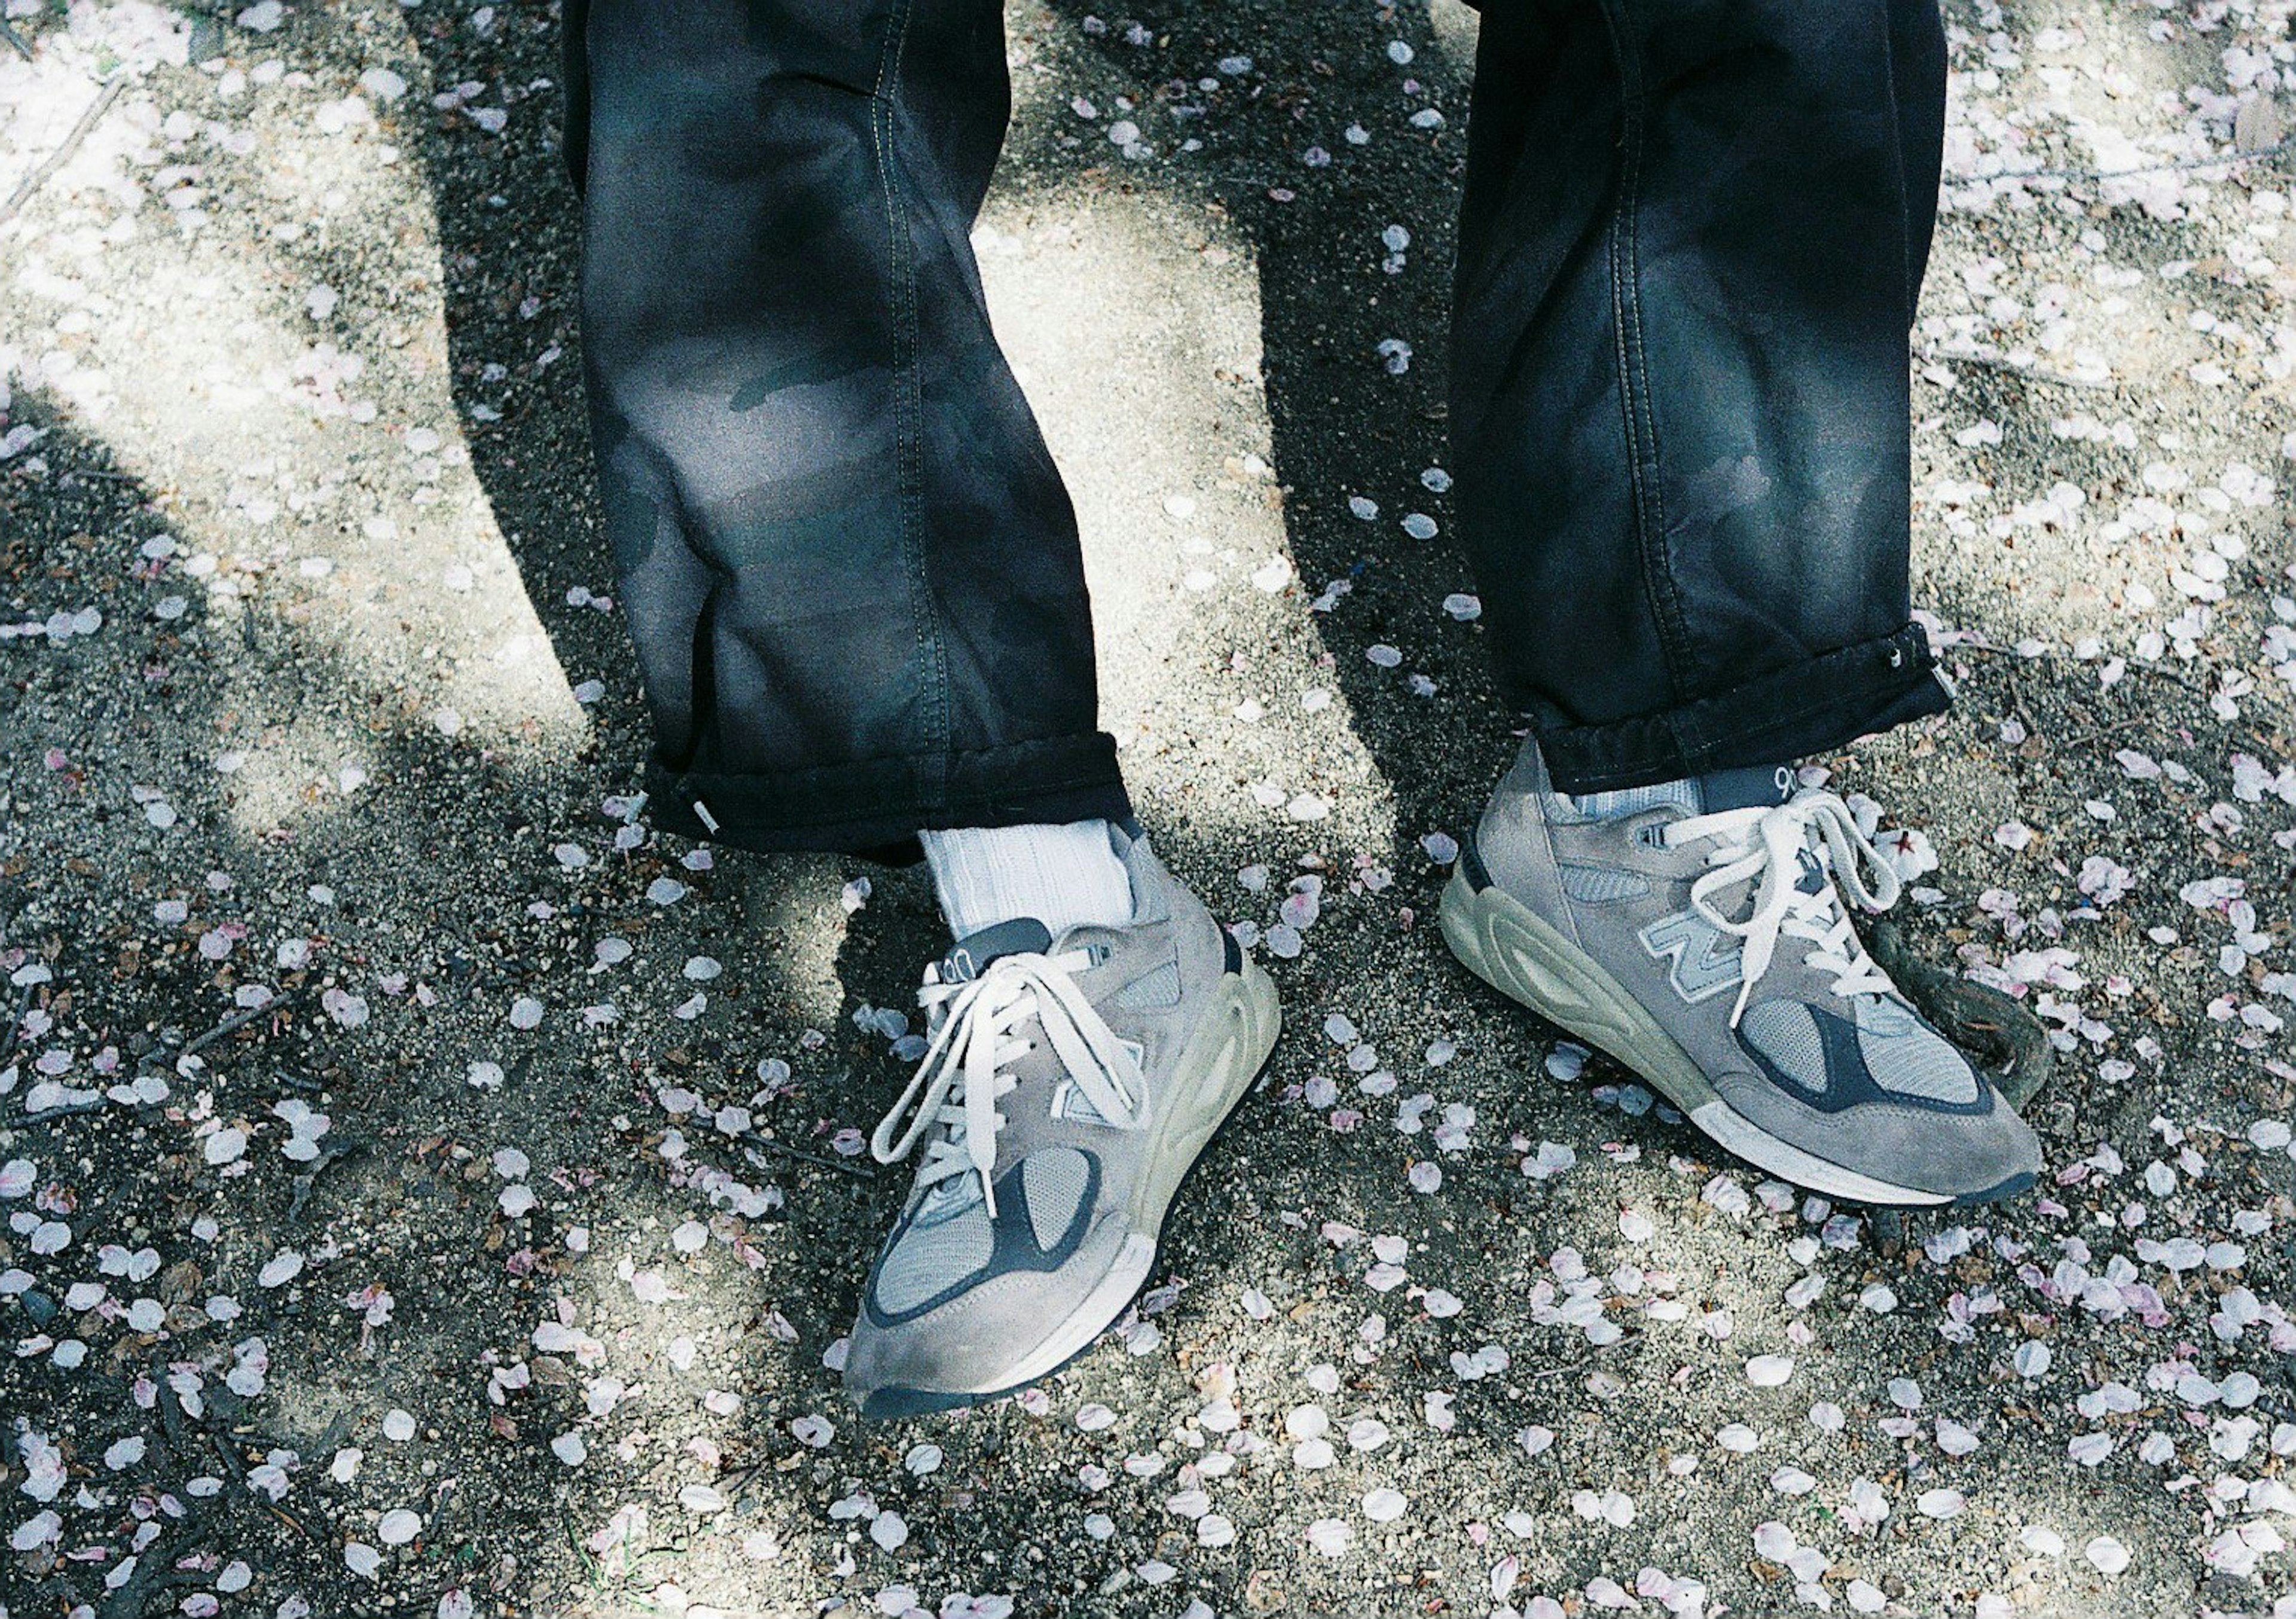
left=5, top=0, right=2293, bottom=1614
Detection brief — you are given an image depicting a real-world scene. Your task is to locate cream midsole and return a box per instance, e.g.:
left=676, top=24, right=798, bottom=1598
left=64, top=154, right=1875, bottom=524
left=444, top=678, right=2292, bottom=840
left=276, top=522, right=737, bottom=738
left=986, top=958, right=1283, bottom=1390
left=1437, top=869, right=1950, bottom=1208
left=994, top=1234, right=1160, bottom=1388
left=1688, top=1101, right=1949, bottom=1207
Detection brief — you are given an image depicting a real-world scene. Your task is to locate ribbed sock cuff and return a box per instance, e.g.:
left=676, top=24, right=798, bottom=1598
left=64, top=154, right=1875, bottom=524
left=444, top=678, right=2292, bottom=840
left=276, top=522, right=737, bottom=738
left=918, top=820, right=1136, bottom=940
left=1565, top=778, right=1702, bottom=821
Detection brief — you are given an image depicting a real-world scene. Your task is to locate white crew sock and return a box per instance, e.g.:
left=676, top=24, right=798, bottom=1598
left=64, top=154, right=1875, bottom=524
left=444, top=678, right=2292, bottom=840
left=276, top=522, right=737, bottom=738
left=918, top=820, right=1136, bottom=940
left=1566, top=778, right=1701, bottom=820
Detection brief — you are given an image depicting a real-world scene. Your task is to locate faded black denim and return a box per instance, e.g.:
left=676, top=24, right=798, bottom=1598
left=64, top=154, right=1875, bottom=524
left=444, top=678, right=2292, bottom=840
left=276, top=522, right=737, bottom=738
left=569, top=0, right=1127, bottom=856
left=566, top=0, right=1953, bottom=854
left=1450, top=0, right=1953, bottom=791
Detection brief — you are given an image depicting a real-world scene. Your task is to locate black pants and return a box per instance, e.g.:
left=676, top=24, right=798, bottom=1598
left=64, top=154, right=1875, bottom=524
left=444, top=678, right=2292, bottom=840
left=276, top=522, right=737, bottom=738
left=566, top=0, right=1953, bottom=856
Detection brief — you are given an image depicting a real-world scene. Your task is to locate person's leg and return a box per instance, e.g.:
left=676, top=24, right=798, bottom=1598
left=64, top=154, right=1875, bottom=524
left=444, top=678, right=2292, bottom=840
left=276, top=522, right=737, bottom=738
left=568, top=0, right=1127, bottom=857
left=1449, top=0, right=1952, bottom=793
left=565, top=0, right=1281, bottom=1415
left=1440, top=0, right=2040, bottom=1206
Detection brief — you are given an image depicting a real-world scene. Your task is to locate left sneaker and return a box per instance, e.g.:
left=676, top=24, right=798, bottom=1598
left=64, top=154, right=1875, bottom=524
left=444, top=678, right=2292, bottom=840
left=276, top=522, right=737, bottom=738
left=1439, top=743, right=2040, bottom=1206
left=843, top=826, right=1281, bottom=1418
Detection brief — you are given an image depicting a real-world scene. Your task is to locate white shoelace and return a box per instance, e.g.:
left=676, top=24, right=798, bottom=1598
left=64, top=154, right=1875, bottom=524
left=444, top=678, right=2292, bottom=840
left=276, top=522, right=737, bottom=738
left=1661, top=791, right=1903, bottom=1028
left=868, top=949, right=1142, bottom=1218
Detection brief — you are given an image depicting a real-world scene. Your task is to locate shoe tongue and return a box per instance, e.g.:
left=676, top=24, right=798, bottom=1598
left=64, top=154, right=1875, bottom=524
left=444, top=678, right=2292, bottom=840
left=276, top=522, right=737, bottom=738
left=1696, top=763, right=1797, bottom=814
left=1693, top=766, right=1834, bottom=898
left=1686, top=766, right=1827, bottom=897
left=939, top=917, right=1054, bottom=983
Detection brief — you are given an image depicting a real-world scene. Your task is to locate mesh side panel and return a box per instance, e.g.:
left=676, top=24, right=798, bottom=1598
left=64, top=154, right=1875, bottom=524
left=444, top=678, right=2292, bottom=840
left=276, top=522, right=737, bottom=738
left=1115, top=958, right=1183, bottom=1010
left=1023, top=1147, right=1091, bottom=1250
left=873, top=1202, right=994, bottom=1313
left=1739, top=1000, right=1828, bottom=1093
left=1558, top=863, right=1651, bottom=903
left=1857, top=1002, right=1980, bottom=1104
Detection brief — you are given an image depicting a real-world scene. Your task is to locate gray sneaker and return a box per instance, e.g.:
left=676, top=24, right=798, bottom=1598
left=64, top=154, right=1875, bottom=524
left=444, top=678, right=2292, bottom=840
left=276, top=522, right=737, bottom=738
left=1440, top=743, right=2040, bottom=1206
left=844, top=827, right=1281, bottom=1418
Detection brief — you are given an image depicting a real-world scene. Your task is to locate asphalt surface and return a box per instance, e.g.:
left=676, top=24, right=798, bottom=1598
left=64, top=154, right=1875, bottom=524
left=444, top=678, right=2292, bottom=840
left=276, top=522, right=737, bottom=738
left=2, top=1, right=2294, bottom=1616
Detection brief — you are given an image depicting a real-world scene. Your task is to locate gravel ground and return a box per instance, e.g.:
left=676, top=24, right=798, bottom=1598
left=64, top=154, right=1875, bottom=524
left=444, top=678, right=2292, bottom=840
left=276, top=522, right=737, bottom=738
left=4, top=1, right=2295, bottom=1617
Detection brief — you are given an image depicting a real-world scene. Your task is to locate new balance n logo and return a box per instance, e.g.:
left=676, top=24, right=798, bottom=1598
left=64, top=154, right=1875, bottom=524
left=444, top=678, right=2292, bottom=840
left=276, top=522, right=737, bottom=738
left=1638, top=909, right=1743, bottom=1004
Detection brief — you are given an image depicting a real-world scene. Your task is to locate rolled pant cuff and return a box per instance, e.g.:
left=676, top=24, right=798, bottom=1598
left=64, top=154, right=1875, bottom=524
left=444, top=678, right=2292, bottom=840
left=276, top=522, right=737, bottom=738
left=644, top=732, right=1133, bottom=859
left=1533, top=622, right=1952, bottom=794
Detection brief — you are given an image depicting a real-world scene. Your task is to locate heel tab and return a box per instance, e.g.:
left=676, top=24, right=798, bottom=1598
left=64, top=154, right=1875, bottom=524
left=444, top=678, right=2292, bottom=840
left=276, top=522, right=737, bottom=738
left=1495, top=732, right=1556, bottom=798
left=1459, top=832, right=1495, bottom=894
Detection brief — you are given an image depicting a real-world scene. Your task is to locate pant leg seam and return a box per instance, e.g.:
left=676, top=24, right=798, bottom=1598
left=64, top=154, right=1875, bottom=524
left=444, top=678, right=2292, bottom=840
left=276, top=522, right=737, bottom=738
left=559, top=0, right=591, bottom=194
left=1876, top=8, right=1922, bottom=328
left=1593, top=0, right=1696, bottom=728
left=869, top=0, right=952, bottom=802
left=594, top=408, right=725, bottom=780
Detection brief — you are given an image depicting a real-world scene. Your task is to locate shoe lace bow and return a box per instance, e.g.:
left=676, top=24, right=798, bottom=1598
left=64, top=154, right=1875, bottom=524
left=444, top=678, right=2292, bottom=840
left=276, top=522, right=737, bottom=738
left=868, top=949, right=1142, bottom=1217
left=1662, top=791, right=1903, bottom=1027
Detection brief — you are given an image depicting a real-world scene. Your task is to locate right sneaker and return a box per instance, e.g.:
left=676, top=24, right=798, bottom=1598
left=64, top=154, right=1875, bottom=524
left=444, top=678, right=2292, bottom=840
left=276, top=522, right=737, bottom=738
left=1439, top=743, right=2040, bottom=1206
left=843, top=826, right=1281, bottom=1418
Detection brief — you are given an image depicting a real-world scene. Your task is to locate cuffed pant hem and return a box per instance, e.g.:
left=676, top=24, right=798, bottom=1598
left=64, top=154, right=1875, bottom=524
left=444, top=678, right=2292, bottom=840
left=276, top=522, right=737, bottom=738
left=644, top=732, right=1132, bottom=860
left=1532, top=623, right=1952, bottom=794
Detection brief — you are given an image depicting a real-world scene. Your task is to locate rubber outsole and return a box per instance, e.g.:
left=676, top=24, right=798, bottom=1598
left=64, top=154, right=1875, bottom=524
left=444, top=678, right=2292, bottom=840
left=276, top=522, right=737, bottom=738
left=853, top=956, right=1283, bottom=1419
left=1437, top=866, right=2030, bottom=1209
